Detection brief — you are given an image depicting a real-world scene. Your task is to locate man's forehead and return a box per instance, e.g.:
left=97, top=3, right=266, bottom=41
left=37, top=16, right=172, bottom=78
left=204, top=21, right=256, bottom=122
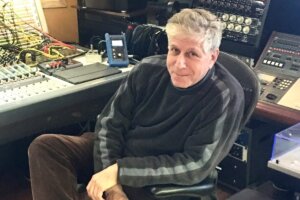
left=168, top=36, right=204, bottom=49
left=168, top=34, right=204, bottom=43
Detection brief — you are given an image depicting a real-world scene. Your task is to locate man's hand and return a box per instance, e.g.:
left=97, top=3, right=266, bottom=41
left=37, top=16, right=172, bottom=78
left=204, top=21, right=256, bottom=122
left=105, top=184, right=129, bottom=200
left=86, top=163, right=118, bottom=200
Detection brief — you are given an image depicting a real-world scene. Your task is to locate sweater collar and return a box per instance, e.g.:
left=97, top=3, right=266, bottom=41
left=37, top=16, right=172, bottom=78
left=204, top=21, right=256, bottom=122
left=170, top=66, right=215, bottom=95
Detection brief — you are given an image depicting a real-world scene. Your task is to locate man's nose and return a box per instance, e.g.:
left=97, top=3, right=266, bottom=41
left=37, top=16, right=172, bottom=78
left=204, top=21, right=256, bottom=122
left=175, top=54, right=187, bottom=69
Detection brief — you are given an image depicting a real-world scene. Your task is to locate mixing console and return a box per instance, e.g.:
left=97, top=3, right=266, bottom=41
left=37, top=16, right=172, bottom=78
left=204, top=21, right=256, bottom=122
left=255, top=31, right=300, bottom=110
left=0, top=62, right=72, bottom=106
left=0, top=1, right=127, bottom=145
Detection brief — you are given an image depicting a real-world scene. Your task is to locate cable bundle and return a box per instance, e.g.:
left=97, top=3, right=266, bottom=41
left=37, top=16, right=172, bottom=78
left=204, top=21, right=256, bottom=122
left=126, top=24, right=168, bottom=60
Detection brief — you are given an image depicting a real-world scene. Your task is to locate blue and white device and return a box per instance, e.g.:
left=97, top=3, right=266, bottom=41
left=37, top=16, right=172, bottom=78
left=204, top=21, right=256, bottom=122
left=105, top=33, right=129, bottom=67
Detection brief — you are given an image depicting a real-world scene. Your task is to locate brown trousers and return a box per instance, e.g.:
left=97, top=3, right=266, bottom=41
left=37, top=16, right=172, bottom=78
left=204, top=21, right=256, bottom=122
left=28, top=133, right=156, bottom=200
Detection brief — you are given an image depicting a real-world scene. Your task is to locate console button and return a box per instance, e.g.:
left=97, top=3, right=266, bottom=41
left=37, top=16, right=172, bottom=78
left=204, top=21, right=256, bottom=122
left=266, top=93, right=277, bottom=100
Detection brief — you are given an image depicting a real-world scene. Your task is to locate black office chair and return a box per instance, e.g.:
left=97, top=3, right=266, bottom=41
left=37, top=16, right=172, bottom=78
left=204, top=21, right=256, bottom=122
left=143, top=51, right=260, bottom=199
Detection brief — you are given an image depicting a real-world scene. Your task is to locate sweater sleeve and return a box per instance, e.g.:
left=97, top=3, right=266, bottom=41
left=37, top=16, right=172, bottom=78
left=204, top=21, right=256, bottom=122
left=117, top=86, right=244, bottom=187
left=93, top=66, right=140, bottom=172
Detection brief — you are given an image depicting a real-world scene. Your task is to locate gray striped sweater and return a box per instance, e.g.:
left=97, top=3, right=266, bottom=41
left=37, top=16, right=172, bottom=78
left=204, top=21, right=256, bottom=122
left=93, top=55, right=244, bottom=188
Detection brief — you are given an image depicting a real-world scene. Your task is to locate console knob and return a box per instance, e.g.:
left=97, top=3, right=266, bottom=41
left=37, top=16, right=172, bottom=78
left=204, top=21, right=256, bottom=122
left=243, top=26, right=250, bottom=34
left=221, top=22, right=227, bottom=30
left=227, top=23, right=234, bottom=31
left=238, top=4, right=244, bottom=11
left=235, top=25, right=242, bottom=32
left=245, top=18, right=252, bottom=25
left=226, top=3, right=231, bottom=9
left=229, top=15, right=237, bottom=22
left=237, top=16, right=244, bottom=24
left=222, top=14, right=229, bottom=21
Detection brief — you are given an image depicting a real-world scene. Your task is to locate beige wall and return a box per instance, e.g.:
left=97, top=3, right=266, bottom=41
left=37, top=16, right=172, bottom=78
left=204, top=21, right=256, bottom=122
left=42, top=0, right=79, bottom=43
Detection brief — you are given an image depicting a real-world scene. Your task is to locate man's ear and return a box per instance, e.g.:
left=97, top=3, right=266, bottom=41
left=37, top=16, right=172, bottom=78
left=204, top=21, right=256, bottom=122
left=209, top=49, right=219, bottom=69
left=211, top=49, right=220, bottom=63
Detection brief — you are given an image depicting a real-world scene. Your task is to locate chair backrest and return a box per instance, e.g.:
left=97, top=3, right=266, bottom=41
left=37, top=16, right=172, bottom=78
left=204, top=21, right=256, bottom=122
left=217, top=51, right=260, bottom=127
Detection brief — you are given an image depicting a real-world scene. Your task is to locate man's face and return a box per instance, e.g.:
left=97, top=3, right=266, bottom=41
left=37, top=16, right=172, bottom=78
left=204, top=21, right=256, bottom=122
left=166, top=34, right=219, bottom=88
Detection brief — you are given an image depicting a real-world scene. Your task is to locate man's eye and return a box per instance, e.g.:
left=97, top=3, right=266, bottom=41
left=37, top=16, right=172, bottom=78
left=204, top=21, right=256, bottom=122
left=187, top=52, right=198, bottom=57
left=169, top=47, right=179, bottom=54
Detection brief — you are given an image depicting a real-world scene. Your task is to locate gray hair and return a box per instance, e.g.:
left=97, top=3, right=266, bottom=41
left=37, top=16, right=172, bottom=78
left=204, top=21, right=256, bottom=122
left=165, top=8, right=222, bottom=53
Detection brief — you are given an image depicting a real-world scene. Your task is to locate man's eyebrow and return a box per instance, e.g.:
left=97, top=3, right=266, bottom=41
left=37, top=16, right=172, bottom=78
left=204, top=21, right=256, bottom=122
left=186, top=47, right=202, bottom=52
left=168, top=44, right=178, bottom=48
left=168, top=45, right=201, bottom=52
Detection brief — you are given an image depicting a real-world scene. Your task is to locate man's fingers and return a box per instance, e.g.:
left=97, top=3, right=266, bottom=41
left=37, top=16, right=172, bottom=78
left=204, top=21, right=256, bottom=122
left=86, top=179, right=104, bottom=200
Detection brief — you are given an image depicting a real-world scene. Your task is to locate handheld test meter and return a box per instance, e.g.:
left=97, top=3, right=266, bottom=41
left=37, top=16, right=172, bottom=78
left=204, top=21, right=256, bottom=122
left=105, top=33, right=129, bottom=67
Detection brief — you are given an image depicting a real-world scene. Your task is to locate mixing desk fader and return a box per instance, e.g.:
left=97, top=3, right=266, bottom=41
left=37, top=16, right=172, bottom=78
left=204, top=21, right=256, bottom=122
left=0, top=62, right=72, bottom=106
left=255, top=32, right=300, bottom=111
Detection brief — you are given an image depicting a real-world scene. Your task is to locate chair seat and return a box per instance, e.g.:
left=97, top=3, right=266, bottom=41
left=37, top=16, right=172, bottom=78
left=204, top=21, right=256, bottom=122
left=145, top=170, right=218, bottom=198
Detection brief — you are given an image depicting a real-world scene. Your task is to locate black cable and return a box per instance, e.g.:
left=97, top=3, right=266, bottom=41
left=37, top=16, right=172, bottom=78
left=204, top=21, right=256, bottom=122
left=97, top=40, right=106, bottom=54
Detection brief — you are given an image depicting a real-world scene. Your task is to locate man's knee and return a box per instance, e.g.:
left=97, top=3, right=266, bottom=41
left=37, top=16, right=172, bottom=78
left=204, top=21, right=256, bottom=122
left=28, top=134, right=61, bottom=159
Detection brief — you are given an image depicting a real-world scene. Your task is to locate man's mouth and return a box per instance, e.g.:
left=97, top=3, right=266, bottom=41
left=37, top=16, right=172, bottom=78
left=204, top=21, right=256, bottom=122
left=174, top=73, right=189, bottom=77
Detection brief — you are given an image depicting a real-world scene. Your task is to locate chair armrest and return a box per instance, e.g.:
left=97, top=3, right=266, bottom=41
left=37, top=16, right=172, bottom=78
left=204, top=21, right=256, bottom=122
left=144, top=170, right=218, bottom=198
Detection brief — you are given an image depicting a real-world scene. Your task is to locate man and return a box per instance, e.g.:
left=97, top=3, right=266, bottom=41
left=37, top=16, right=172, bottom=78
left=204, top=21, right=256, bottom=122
left=28, top=8, right=244, bottom=200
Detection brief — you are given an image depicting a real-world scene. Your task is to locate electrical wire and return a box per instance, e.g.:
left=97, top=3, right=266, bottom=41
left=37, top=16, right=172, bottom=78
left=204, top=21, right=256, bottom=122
left=0, top=0, right=80, bottom=66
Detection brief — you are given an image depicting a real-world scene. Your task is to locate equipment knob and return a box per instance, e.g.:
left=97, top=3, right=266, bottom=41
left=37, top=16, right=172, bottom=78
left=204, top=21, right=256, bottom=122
left=222, top=14, right=229, bottom=21
left=227, top=23, right=234, bottom=31
left=212, top=1, right=218, bottom=8
left=221, top=22, right=227, bottom=30
left=243, top=26, right=250, bottom=34
left=235, top=25, right=242, bottom=32
left=237, top=16, right=244, bottom=24
left=232, top=3, right=238, bottom=11
left=226, top=3, right=231, bottom=9
left=238, top=4, right=244, bottom=11
left=245, top=5, right=251, bottom=13
left=229, top=15, right=237, bottom=22
left=245, top=18, right=252, bottom=25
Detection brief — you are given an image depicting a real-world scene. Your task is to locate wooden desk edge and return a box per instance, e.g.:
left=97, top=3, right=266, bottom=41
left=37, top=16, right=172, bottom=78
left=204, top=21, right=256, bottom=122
left=254, top=101, right=300, bottom=125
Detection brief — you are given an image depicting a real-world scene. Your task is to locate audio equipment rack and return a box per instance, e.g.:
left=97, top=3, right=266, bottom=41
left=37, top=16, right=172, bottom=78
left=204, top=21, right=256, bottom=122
left=192, top=0, right=270, bottom=58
